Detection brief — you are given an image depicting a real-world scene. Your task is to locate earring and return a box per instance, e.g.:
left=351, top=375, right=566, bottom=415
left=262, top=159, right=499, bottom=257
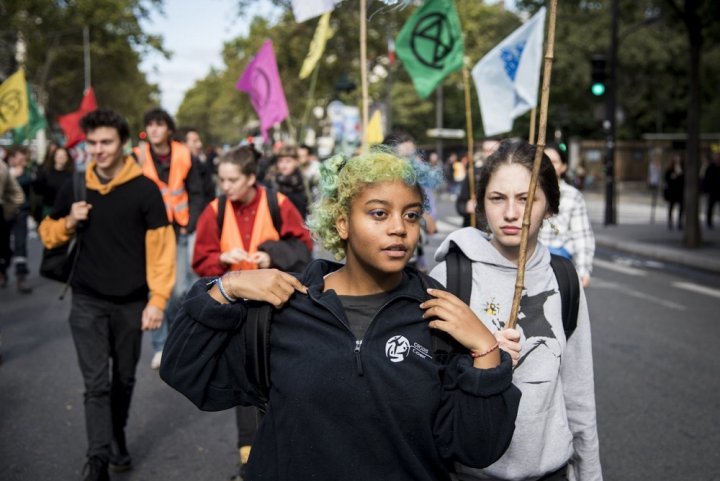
left=547, top=219, right=560, bottom=235
left=478, top=221, right=491, bottom=235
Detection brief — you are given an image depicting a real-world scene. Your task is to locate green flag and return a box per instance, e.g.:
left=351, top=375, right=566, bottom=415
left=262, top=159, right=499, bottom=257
left=12, top=84, right=47, bottom=143
left=395, top=0, right=464, bottom=99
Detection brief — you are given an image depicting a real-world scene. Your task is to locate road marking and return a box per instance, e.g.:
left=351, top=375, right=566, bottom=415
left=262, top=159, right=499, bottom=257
left=592, top=278, right=686, bottom=311
left=673, top=282, right=720, bottom=299
left=593, top=258, right=647, bottom=276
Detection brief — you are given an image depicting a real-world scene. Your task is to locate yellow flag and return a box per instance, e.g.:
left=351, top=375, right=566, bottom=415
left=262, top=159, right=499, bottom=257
left=0, top=69, right=29, bottom=133
left=299, top=12, right=333, bottom=80
left=366, top=109, right=384, bottom=145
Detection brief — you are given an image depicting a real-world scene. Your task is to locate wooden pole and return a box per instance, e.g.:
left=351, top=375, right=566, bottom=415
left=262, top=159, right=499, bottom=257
left=507, top=0, right=558, bottom=330
left=83, top=26, right=91, bottom=90
left=360, top=0, right=369, bottom=152
left=462, top=65, right=476, bottom=228
left=299, top=61, right=321, bottom=144
left=528, top=107, right=537, bottom=144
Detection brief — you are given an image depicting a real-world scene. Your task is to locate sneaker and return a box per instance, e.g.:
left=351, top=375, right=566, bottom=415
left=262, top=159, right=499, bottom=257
left=109, top=450, right=132, bottom=473
left=82, top=457, right=109, bottom=481
left=230, top=463, right=247, bottom=481
left=109, top=438, right=132, bottom=473
left=150, top=350, right=162, bottom=369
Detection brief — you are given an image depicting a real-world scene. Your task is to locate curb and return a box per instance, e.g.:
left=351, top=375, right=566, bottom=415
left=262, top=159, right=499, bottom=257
left=594, top=235, right=720, bottom=275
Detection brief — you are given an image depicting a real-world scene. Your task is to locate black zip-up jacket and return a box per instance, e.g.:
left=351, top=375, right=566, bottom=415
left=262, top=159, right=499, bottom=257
left=161, top=260, right=520, bottom=481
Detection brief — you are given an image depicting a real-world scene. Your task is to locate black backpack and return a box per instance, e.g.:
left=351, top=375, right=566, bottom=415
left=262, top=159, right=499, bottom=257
left=444, top=241, right=580, bottom=340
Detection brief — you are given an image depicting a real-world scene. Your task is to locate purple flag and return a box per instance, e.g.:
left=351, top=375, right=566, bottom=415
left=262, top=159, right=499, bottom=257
left=236, top=40, right=289, bottom=140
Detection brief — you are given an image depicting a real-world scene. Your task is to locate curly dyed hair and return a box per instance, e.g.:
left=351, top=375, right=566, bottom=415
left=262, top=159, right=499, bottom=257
left=306, top=147, right=442, bottom=260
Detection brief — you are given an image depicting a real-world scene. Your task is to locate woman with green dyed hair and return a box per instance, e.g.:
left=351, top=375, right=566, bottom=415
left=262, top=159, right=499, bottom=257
left=161, top=149, right=520, bottom=481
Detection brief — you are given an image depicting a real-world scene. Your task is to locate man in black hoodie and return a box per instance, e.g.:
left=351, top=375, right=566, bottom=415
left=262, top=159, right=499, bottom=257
left=39, top=109, right=176, bottom=480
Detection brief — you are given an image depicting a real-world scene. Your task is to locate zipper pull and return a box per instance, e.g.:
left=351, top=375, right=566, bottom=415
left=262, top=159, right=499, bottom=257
left=354, top=340, right=364, bottom=376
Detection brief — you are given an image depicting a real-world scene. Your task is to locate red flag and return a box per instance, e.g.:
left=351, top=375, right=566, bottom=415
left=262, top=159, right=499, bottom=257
left=58, top=87, right=98, bottom=148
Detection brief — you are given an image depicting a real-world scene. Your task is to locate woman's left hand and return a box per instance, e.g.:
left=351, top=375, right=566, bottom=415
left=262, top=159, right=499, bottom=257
left=495, top=328, right=521, bottom=366
left=249, top=251, right=271, bottom=268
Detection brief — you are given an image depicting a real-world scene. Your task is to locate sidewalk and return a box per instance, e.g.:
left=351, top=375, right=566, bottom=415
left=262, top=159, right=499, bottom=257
left=584, top=191, right=720, bottom=274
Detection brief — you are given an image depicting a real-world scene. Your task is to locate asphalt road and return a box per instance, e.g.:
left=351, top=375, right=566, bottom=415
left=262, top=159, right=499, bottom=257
left=1, top=195, right=718, bottom=480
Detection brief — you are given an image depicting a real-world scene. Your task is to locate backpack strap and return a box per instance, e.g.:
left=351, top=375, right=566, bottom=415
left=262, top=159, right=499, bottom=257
left=433, top=243, right=472, bottom=363
left=243, top=301, right=273, bottom=411
left=217, top=189, right=281, bottom=237
left=265, top=187, right=283, bottom=234
left=216, top=194, right=226, bottom=234
left=445, top=241, right=473, bottom=305
left=73, top=170, right=86, bottom=203
left=418, top=271, right=463, bottom=364
left=549, top=254, right=580, bottom=340
left=59, top=171, right=87, bottom=300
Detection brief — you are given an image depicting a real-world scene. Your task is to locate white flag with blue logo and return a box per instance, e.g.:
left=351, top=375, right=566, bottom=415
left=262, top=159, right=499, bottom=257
left=291, top=0, right=342, bottom=23
left=472, top=7, right=546, bottom=136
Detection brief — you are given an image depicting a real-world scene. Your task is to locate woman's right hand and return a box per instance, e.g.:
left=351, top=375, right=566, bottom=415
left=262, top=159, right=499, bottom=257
left=220, top=248, right=249, bottom=265
left=213, top=269, right=307, bottom=308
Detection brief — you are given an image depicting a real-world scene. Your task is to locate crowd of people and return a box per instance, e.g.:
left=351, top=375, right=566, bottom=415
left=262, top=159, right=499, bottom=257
left=1, top=105, right=719, bottom=481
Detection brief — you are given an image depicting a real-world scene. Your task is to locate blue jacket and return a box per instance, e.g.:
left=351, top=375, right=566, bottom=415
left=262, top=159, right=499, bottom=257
left=161, top=259, right=520, bottom=481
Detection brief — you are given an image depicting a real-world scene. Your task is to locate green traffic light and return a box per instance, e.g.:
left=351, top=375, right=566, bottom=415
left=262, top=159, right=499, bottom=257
left=591, top=83, right=606, bottom=96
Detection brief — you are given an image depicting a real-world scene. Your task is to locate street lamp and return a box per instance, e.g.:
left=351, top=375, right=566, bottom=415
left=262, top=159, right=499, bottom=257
left=604, top=7, right=662, bottom=226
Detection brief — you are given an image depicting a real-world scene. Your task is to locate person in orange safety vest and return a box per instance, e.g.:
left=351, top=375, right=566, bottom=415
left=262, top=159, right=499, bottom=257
left=133, top=108, right=204, bottom=369
left=191, top=145, right=312, bottom=480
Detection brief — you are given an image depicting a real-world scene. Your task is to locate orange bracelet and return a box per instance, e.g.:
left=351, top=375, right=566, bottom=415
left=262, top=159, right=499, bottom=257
left=470, top=342, right=499, bottom=358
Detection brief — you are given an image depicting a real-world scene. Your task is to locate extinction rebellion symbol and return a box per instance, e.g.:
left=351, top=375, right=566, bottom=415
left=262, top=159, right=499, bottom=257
left=249, top=68, right=272, bottom=109
left=410, top=13, right=457, bottom=70
left=0, top=88, right=23, bottom=124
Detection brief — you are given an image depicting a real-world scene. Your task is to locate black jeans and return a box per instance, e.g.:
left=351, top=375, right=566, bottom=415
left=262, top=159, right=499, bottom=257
left=8, top=208, right=30, bottom=275
left=667, top=200, right=684, bottom=229
left=69, top=293, right=144, bottom=461
left=0, top=214, right=10, bottom=276
left=708, top=195, right=719, bottom=227
left=235, top=405, right=258, bottom=447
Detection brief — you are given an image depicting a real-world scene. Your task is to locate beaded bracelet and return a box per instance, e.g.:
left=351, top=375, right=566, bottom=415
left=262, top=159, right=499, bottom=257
left=470, top=342, right=499, bottom=359
left=213, top=276, right=237, bottom=303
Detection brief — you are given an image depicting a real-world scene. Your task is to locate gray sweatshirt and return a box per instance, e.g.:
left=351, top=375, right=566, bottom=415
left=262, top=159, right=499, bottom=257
left=431, top=227, right=602, bottom=481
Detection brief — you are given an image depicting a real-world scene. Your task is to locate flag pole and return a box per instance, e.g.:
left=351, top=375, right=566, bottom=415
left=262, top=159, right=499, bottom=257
left=528, top=107, right=537, bottom=144
left=507, top=0, right=558, bottom=330
left=360, top=0, right=369, bottom=152
left=299, top=61, right=321, bottom=144
left=462, top=65, right=476, bottom=228
left=83, top=26, right=91, bottom=90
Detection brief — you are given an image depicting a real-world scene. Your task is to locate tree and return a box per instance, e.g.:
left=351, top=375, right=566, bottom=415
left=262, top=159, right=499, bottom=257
left=663, top=0, right=720, bottom=248
left=179, top=0, right=719, bottom=160
left=177, top=1, right=522, bottom=146
left=1, top=0, right=167, bottom=140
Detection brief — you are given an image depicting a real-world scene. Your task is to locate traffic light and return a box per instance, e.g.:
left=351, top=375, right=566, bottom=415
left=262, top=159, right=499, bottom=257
left=590, top=54, right=607, bottom=96
left=335, top=73, right=357, bottom=94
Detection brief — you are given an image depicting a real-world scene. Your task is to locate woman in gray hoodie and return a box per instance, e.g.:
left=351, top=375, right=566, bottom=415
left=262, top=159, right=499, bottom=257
left=431, top=140, right=602, bottom=481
